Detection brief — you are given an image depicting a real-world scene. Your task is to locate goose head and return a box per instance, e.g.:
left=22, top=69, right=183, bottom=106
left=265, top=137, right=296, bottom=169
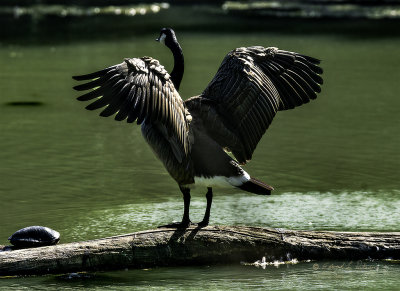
left=155, top=27, right=184, bottom=90
left=156, top=27, right=178, bottom=50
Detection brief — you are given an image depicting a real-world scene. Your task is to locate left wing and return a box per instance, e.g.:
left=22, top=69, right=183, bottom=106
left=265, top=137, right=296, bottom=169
left=73, top=57, right=190, bottom=155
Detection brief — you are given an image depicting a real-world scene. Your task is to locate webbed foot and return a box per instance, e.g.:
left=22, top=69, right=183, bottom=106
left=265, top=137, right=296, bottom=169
left=196, top=220, right=209, bottom=228
left=158, top=220, right=210, bottom=229
left=158, top=220, right=193, bottom=229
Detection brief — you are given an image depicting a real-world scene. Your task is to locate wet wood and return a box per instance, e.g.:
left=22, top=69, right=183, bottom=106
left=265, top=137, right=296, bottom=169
left=1, top=225, right=399, bottom=276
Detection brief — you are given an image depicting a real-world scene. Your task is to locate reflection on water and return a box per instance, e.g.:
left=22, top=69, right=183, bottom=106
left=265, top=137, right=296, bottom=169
left=223, top=1, right=400, bottom=19
left=1, top=3, right=169, bottom=18
left=1, top=261, right=400, bottom=290
left=0, top=13, right=399, bottom=290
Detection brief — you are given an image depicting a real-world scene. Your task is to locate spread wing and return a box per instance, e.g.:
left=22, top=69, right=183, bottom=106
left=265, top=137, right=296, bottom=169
left=73, top=57, right=190, bottom=154
left=186, top=46, right=323, bottom=164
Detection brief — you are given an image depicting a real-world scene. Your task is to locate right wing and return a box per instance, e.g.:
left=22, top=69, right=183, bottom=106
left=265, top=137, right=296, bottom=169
left=186, top=46, right=323, bottom=164
left=73, top=57, right=190, bottom=155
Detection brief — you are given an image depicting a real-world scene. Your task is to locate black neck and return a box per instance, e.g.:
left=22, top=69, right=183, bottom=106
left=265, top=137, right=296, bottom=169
left=168, top=41, right=184, bottom=91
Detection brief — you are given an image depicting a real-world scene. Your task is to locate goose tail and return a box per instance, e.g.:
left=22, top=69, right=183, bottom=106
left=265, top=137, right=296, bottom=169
left=237, top=177, right=273, bottom=195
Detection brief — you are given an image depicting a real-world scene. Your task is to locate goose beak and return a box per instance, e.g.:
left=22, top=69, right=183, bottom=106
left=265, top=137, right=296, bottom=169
left=156, top=33, right=166, bottom=44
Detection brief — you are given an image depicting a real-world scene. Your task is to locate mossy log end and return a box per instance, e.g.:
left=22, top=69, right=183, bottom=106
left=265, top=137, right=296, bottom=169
left=1, top=225, right=399, bottom=276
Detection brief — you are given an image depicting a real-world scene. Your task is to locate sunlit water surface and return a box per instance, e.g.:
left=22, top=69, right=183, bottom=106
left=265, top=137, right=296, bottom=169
left=0, top=17, right=399, bottom=290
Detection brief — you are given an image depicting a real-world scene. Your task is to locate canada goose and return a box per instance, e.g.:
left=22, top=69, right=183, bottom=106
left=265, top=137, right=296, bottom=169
left=73, top=28, right=323, bottom=228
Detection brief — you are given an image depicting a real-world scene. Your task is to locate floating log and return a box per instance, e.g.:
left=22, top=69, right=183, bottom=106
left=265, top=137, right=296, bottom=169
left=1, top=225, right=399, bottom=276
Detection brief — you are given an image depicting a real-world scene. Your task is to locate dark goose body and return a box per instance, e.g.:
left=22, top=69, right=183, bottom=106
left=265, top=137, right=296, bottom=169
left=73, top=28, right=323, bottom=228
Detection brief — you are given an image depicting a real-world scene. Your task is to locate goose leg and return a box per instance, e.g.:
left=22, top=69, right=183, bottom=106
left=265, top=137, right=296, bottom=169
left=180, top=186, right=191, bottom=226
left=158, top=186, right=192, bottom=229
left=198, top=187, right=213, bottom=227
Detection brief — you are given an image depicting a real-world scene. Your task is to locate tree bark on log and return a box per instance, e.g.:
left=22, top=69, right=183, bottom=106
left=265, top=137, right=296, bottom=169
left=1, top=225, right=399, bottom=276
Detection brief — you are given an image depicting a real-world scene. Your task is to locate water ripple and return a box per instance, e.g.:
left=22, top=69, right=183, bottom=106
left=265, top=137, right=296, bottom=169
left=66, top=190, right=400, bottom=242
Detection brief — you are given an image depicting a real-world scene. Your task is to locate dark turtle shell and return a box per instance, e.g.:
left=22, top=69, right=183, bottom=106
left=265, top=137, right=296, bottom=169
left=8, top=226, right=60, bottom=248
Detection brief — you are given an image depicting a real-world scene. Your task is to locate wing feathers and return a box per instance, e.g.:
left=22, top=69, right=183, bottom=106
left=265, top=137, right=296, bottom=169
left=73, top=78, right=103, bottom=91
left=99, top=83, right=131, bottom=117
left=286, top=69, right=317, bottom=99
left=72, top=67, right=114, bottom=81
left=76, top=87, right=103, bottom=101
left=191, top=46, right=323, bottom=164
left=127, top=86, right=141, bottom=123
left=73, top=57, right=189, bottom=155
left=298, top=56, right=323, bottom=74
left=292, top=59, right=323, bottom=84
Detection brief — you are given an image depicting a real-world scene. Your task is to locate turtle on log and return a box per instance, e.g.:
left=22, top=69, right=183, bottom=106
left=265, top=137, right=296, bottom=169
left=7, top=226, right=60, bottom=248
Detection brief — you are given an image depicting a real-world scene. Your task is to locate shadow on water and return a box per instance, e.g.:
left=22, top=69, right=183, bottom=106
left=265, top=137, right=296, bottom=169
left=4, top=101, right=44, bottom=106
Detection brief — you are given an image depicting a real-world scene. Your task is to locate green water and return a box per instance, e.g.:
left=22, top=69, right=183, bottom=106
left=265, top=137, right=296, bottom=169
left=0, top=11, right=400, bottom=290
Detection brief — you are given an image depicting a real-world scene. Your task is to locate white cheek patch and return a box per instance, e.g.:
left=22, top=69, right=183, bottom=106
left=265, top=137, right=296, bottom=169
left=159, top=33, right=166, bottom=44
